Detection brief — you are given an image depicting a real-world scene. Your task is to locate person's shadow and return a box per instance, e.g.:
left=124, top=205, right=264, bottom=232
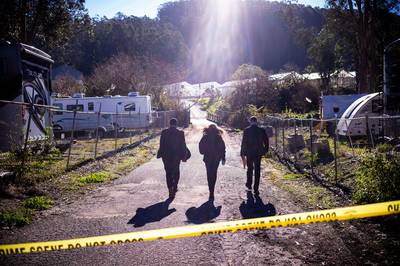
left=239, top=192, right=276, bottom=219
left=128, top=198, right=176, bottom=227
left=185, top=200, right=222, bottom=224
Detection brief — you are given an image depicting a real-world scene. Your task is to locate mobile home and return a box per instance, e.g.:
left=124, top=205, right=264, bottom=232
left=52, top=92, right=153, bottom=134
left=337, top=92, right=383, bottom=137
left=0, top=42, right=53, bottom=151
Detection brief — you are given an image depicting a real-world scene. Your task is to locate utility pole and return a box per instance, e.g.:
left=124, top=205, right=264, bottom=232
left=383, top=38, right=400, bottom=116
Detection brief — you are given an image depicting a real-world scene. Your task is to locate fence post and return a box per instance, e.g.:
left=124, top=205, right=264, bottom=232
left=282, top=119, right=285, bottom=158
left=275, top=120, right=278, bottom=151
left=334, top=115, right=338, bottom=184
left=20, top=101, right=34, bottom=178
left=114, top=106, right=119, bottom=150
left=129, top=110, right=132, bottom=144
left=66, top=99, right=78, bottom=169
left=365, top=114, right=370, bottom=150
left=94, top=103, right=102, bottom=159
left=344, top=118, right=355, bottom=157
left=309, top=119, right=314, bottom=176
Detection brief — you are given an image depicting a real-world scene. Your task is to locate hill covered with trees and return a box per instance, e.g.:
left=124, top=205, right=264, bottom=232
left=1, top=0, right=399, bottom=95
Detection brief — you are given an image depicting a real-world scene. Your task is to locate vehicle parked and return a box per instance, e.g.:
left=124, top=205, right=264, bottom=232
left=0, top=42, right=53, bottom=151
left=51, top=92, right=153, bottom=136
left=337, top=92, right=383, bottom=137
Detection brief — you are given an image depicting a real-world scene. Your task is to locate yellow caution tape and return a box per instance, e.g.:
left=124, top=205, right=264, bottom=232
left=1, top=200, right=399, bottom=255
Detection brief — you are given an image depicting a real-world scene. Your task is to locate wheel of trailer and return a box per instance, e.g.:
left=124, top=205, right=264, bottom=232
left=53, top=125, right=63, bottom=139
left=97, top=127, right=106, bottom=139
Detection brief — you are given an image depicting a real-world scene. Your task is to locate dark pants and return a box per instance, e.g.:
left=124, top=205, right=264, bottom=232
left=205, top=160, right=220, bottom=196
left=162, top=157, right=181, bottom=191
left=246, top=155, right=262, bottom=191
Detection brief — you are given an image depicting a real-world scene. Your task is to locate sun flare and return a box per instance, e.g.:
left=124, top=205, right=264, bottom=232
left=191, top=0, right=244, bottom=82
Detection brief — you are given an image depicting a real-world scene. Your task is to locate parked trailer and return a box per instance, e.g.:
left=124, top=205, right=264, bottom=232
left=52, top=92, right=153, bottom=134
left=0, top=42, right=53, bottom=151
left=337, top=92, right=383, bottom=137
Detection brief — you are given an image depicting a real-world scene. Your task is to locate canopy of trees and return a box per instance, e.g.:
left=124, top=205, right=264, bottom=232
left=1, top=0, right=399, bottom=96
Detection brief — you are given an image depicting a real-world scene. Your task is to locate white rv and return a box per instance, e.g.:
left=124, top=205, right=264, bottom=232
left=52, top=92, right=153, bottom=134
left=337, top=92, right=383, bottom=137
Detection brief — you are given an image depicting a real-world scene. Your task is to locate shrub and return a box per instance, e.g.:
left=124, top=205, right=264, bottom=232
left=353, top=152, right=400, bottom=203
left=24, top=196, right=53, bottom=210
left=79, top=172, right=109, bottom=184
left=375, top=143, right=392, bottom=153
left=0, top=208, right=32, bottom=227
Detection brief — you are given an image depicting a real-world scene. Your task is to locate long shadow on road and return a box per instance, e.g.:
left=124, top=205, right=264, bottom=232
left=240, top=192, right=276, bottom=219
left=128, top=198, right=176, bottom=227
left=185, top=200, right=222, bottom=224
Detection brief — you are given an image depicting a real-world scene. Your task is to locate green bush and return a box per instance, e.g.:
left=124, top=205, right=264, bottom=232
left=375, top=143, right=392, bottom=153
left=353, top=152, right=400, bottom=203
left=79, top=172, right=109, bottom=184
left=0, top=208, right=32, bottom=227
left=24, top=196, right=53, bottom=210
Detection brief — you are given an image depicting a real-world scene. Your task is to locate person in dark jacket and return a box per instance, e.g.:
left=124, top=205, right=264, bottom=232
left=240, top=116, right=269, bottom=194
left=157, top=118, right=188, bottom=199
left=199, top=124, right=226, bottom=200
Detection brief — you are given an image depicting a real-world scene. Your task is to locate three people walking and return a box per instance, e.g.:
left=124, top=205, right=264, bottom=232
left=157, top=116, right=268, bottom=199
left=199, top=124, right=226, bottom=200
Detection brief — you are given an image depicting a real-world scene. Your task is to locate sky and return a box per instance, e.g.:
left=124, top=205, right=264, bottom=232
left=85, top=0, right=327, bottom=18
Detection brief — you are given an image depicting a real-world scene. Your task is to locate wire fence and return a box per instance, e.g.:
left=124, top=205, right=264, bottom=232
left=0, top=99, right=189, bottom=176
left=208, top=110, right=400, bottom=193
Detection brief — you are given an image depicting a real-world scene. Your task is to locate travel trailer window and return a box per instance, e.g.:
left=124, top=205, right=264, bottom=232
left=88, top=102, right=94, bottom=111
left=67, top=104, right=84, bottom=112
left=124, top=103, right=136, bottom=111
left=53, top=103, right=63, bottom=115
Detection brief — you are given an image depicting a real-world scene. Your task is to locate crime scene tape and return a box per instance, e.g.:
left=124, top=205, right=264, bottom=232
left=1, top=200, right=399, bottom=255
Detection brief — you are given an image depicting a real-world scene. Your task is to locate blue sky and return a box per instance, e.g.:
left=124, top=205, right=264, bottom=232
left=85, top=0, right=327, bottom=18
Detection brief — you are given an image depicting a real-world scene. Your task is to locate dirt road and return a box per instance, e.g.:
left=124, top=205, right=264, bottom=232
left=0, top=105, right=397, bottom=265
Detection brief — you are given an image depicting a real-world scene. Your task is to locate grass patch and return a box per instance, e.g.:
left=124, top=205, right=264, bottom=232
left=0, top=208, right=32, bottom=227
left=307, top=186, right=334, bottom=208
left=283, top=173, right=304, bottom=180
left=79, top=172, right=109, bottom=184
left=24, top=196, right=53, bottom=210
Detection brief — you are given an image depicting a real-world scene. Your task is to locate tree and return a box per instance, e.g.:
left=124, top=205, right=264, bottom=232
left=52, top=75, right=83, bottom=96
left=326, top=0, right=400, bottom=93
left=85, top=53, right=186, bottom=109
left=308, top=27, right=336, bottom=94
left=0, top=0, right=87, bottom=49
left=158, top=0, right=326, bottom=82
left=228, top=64, right=278, bottom=112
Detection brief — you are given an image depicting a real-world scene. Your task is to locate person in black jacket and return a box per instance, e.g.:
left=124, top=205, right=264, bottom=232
left=240, top=116, right=269, bottom=195
left=157, top=118, right=188, bottom=199
left=199, top=124, right=226, bottom=201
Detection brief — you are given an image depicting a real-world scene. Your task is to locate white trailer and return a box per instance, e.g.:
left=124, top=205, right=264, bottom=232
left=337, top=92, right=383, bottom=137
left=52, top=92, right=153, bottom=134
left=0, top=42, right=53, bottom=151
